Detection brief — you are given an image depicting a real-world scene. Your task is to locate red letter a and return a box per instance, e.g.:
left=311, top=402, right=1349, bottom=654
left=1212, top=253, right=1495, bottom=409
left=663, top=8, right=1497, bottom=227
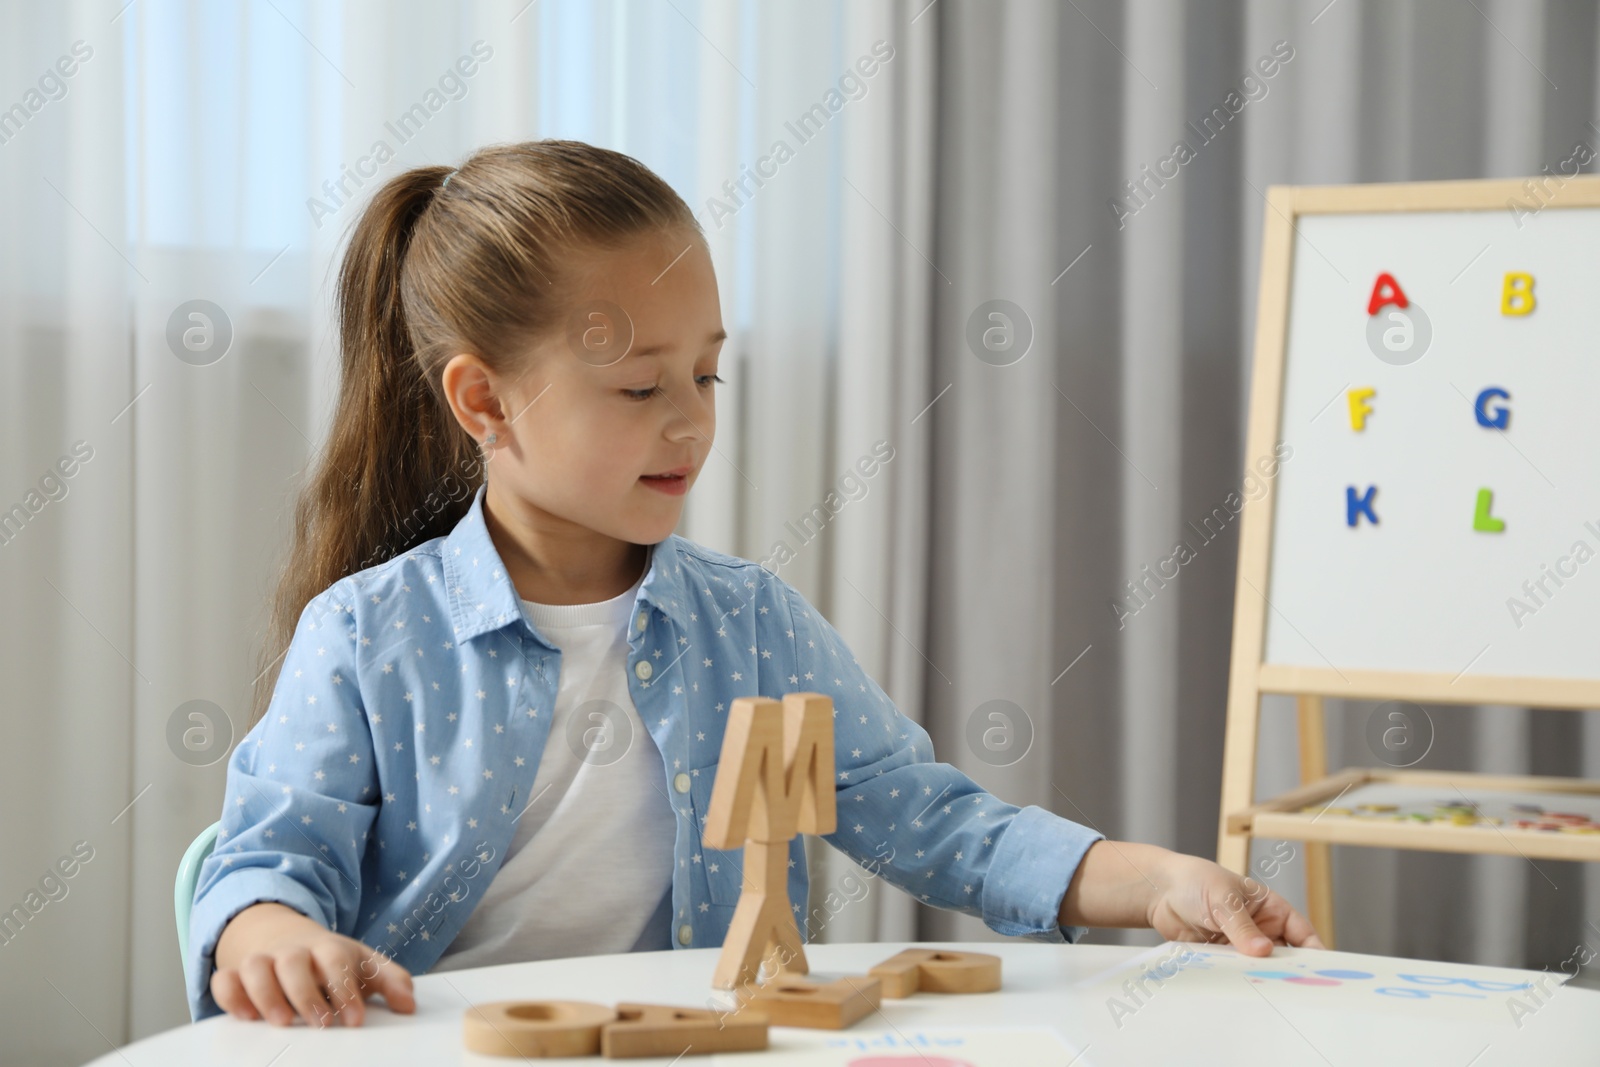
left=1367, top=272, right=1409, bottom=316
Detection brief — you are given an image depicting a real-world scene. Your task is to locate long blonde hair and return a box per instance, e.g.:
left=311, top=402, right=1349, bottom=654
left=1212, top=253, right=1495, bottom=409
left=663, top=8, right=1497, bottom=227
left=251, top=140, right=702, bottom=728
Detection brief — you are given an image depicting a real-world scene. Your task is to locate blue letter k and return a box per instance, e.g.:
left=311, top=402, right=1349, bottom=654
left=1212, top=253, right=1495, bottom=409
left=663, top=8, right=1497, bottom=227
left=1347, top=485, right=1379, bottom=527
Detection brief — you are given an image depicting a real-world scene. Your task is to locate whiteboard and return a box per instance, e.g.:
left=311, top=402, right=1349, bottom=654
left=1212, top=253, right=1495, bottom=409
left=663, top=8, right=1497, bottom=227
left=1263, top=207, right=1600, bottom=682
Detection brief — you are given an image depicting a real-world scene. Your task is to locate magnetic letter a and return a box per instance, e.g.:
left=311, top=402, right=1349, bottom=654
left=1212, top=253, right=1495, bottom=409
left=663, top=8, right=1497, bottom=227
left=1367, top=272, right=1409, bottom=316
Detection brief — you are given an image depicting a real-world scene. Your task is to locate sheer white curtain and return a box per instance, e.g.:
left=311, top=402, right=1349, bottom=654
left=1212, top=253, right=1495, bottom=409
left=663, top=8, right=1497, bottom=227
left=0, top=0, right=928, bottom=1056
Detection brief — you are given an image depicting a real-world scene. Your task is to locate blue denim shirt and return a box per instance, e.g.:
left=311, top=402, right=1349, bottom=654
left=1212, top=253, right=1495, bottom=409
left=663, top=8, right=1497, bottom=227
left=186, top=483, right=1103, bottom=1020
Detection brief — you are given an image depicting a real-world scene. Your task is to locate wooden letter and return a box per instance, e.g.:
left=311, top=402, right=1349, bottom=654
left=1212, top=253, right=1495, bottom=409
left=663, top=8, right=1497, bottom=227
left=705, top=693, right=836, bottom=989
left=713, top=839, right=806, bottom=988
left=600, top=1003, right=769, bottom=1058
left=704, top=694, right=836, bottom=847
left=461, top=1000, right=615, bottom=1058
left=741, top=975, right=882, bottom=1030
left=868, top=948, right=1002, bottom=998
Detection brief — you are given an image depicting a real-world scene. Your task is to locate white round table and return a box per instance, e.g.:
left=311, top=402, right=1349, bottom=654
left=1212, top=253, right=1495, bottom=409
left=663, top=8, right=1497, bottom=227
left=87, top=941, right=1600, bottom=1065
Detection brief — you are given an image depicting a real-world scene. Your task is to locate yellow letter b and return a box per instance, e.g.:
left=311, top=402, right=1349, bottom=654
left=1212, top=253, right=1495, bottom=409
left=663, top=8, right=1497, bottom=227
left=1501, top=272, right=1536, bottom=316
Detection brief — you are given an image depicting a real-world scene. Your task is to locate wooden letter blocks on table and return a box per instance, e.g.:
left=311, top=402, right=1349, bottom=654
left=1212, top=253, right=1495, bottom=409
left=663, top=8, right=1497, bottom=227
left=730, top=951, right=1002, bottom=1028
left=738, top=975, right=882, bottom=1030
left=603, top=1003, right=769, bottom=1058
left=462, top=1001, right=615, bottom=1058
left=697, top=691, right=1006, bottom=1030
left=462, top=1000, right=769, bottom=1059
left=703, top=693, right=837, bottom=990
left=868, top=949, right=1003, bottom=998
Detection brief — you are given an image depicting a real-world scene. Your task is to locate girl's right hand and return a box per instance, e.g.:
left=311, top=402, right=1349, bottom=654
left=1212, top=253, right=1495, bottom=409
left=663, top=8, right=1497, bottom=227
left=209, top=902, right=416, bottom=1027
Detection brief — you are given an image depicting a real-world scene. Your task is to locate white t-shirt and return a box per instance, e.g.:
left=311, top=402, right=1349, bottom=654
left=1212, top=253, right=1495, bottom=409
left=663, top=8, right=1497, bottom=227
left=430, top=550, right=676, bottom=971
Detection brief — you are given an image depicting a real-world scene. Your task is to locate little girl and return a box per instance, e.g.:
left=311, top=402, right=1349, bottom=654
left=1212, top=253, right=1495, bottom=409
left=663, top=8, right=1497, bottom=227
left=188, top=140, right=1321, bottom=1028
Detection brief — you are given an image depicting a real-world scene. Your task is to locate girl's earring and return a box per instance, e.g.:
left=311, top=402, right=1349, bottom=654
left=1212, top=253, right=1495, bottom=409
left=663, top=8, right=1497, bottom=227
left=481, top=432, right=498, bottom=456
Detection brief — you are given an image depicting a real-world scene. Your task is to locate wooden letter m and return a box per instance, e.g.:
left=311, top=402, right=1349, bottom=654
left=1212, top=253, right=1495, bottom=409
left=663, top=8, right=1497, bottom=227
left=703, top=693, right=837, bottom=989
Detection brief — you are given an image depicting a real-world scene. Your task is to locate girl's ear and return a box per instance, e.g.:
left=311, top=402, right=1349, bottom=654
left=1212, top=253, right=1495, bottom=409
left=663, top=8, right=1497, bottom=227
left=441, top=351, right=509, bottom=442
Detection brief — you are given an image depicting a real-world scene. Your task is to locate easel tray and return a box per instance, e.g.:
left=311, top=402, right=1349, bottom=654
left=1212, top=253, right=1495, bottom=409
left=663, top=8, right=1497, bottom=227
left=1227, top=767, right=1600, bottom=861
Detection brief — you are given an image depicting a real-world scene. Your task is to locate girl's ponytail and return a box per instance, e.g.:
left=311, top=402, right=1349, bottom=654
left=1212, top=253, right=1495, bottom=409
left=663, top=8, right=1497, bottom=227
left=249, top=141, right=701, bottom=729
left=251, top=166, right=478, bottom=728
left=328, top=163, right=486, bottom=575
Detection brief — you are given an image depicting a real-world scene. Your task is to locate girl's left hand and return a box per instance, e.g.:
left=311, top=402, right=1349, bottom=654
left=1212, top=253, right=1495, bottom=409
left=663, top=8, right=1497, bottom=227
left=1147, top=852, right=1326, bottom=955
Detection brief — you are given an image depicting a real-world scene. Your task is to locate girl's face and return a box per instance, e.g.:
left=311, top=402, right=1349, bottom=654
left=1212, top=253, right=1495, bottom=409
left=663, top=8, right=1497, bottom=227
left=472, top=229, right=724, bottom=548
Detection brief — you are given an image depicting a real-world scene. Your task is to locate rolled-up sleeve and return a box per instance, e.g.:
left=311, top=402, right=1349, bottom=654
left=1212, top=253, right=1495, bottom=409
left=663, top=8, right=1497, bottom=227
left=776, top=578, right=1104, bottom=943
left=185, top=583, right=379, bottom=1021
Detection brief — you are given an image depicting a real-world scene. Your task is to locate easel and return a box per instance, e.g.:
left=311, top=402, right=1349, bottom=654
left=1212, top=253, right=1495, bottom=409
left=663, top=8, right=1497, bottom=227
left=1216, top=177, right=1600, bottom=948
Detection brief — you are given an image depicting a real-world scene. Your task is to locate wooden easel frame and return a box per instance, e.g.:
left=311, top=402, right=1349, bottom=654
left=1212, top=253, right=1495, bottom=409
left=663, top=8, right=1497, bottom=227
left=1216, top=176, right=1600, bottom=948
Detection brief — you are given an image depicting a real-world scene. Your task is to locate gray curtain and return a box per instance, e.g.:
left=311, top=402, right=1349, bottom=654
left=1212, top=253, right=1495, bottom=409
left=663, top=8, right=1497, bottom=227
left=918, top=0, right=1600, bottom=973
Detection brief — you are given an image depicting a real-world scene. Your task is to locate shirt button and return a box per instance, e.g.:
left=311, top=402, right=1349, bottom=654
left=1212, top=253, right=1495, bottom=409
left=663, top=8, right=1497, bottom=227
left=678, top=924, right=693, bottom=946
left=635, top=660, right=653, bottom=681
left=636, top=611, right=648, bottom=632
left=674, top=773, right=691, bottom=793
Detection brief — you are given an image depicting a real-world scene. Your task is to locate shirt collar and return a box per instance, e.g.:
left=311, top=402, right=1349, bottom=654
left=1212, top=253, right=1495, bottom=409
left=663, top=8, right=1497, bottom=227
left=442, top=482, right=688, bottom=643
